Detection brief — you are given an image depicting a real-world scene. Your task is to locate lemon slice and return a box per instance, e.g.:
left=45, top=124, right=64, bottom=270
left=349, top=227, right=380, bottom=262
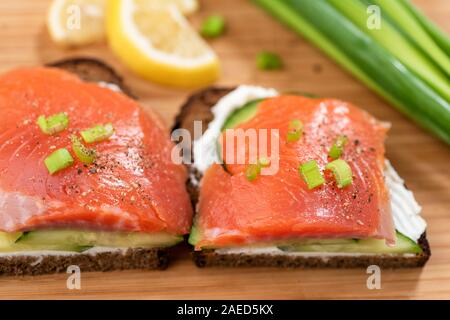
left=106, top=0, right=219, bottom=88
left=146, top=0, right=199, bottom=15
left=47, top=0, right=106, bottom=47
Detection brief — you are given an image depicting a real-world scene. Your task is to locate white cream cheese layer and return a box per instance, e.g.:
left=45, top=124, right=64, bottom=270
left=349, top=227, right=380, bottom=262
left=193, top=85, right=278, bottom=173
left=0, top=247, right=131, bottom=266
left=214, top=246, right=417, bottom=258
left=97, top=81, right=122, bottom=92
left=0, top=247, right=128, bottom=258
left=384, top=160, right=426, bottom=241
left=193, top=86, right=427, bottom=244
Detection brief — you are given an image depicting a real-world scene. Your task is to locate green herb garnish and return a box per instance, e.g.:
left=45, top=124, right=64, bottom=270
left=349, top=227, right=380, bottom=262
left=299, top=160, right=325, bottom=189
left=328, top=135, right=348, bottom=159
left=325, top=159, right=353, bottom=188
left=44, top=148, right=74, bottom=175
left=37, top=112, right=69, bottom=135
left=286, top=119, right=303, bottom=142
left=81, top=124, right=114, bottom=144
left=256, top=51, right=283, bottom=70
left=71, top=135, right=96, bottom=164
left=200, top=15, right=226, bottom=38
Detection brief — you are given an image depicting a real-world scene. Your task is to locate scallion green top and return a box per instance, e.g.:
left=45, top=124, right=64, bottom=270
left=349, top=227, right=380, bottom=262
left=325, top=159, right=353, bottom=188
left=328, top=135, right=348, bottom=159
left=256, top=51, right=283, bottom=70
left=36, top=112, right=69, bottom=135
left=44, top=148, right=74, bottom=175
left=81, top=123, right=114, bottom=144
left=200, top=15, right=226, bottom=38
left=299, top=160, right=325, bottom=189
left=286, top=119, right=303, bottom=142
left=71, top=135, right=96, bottom=165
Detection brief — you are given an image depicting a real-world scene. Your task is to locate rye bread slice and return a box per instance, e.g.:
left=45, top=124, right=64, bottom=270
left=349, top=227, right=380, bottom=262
left=0, top=58, right=168, bottom=276
left=173, top=87, right=233, bottom=204
left=173, top=87, right=431, bottom=268
left=47, top=57, right=136, bottom=98
left=0, top=248, right=169, bottom=276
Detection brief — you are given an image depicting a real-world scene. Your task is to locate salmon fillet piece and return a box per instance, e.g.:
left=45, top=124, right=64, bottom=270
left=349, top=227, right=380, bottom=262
left=196, top=96, right=395, bottom=248
left=0, top=67, right=192, bottom=234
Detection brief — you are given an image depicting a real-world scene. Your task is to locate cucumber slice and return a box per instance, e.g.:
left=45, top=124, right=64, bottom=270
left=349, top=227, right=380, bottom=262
left=285, top=238, right=358, bottom=246
left=188, top=224, right=201, bottom=246
left=0, top=232, right=23, bottom=248
left=282, top=91, right=319, bottom=98
left=222, top=99, right=262, bottom=130
left=278, top=232, right=422, bottom=254
left=0, top=243, right=88, bottom=253
left=1, top=231, right=88, bottom=253
left=17, top=230, right=183, bottom=249
left=190, top=227, right=420, bottom=254
left=0, top=230, right=183, bottom=252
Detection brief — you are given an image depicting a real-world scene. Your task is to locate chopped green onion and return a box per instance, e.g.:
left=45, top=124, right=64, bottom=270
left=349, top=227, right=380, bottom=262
left=44, top=148, right=74, bottom=175
left=325, top=159, right=353, bottom=188
left=81, top=123, right=114, bottom=144
left=298, top=160, right=324, bottom=189
left=328, top=135, right=348, bottom=159
left=256, top=51, right=283, bottom=70
left=289, top=119, right=303, bottom=130
left=200, top=15, right=226, bottom=38
left=246, top=164, right=261, bottom=182
left=258, top=157, right=271, bottom=167
left=71, top=135, right=96, bottom=164
left=287, top=131, right=301, bottom=142
left=286, top=119, right=303, bottom=142
left=246, top=158, right=270, bottom=181
left=36, top=112, right=69, bottom=135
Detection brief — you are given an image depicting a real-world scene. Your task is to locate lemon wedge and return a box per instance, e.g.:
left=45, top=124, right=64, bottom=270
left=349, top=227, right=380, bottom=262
left=47, top=0, right=106, bottom=47
left=145, top=0, right=199, bottom=15
left=106, top=0, right=219, bottom=88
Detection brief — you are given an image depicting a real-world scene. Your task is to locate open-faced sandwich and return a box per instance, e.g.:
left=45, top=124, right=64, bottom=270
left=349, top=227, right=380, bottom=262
left=174, top=86, right=430, bottom=268
left=0, top=58, right=193, bottom=275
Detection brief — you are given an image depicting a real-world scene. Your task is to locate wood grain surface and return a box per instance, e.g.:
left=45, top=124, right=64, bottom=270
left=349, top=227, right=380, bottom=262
left=0, top=0, right=449, bottom=300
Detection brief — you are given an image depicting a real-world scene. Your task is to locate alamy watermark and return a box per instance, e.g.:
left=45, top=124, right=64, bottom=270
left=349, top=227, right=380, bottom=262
left=66, top=5, right=82, bottom=31
left=66, top=265, right=81, bottom=290
left=367, top=5, right=382, bottom=30
left=366, top=265, right=381, bottom=290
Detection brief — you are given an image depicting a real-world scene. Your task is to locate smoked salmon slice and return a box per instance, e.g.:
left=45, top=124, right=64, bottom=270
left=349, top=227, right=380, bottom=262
left=195, top=96, right=395, bottom=248
left=0, top=67, right=192, bottom=235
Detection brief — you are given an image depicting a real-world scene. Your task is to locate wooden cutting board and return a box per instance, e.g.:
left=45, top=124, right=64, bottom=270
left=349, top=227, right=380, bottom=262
left=0, top=0, right=449, bottom=300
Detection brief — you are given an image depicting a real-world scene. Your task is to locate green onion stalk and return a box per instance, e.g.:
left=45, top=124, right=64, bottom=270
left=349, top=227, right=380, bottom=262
left=253, top=0, right=450, bottom=145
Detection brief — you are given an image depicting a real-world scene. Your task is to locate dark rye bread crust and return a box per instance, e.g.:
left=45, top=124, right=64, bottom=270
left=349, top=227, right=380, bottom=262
left=173, top=87, right=431, bottom=268
left=173, top=87, right=234, bottom=204
left=0, top=248, right=169, bottom=276
left=47, top=57, right=136, bottom=98
left=0, top=58, right=167, bottom=276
